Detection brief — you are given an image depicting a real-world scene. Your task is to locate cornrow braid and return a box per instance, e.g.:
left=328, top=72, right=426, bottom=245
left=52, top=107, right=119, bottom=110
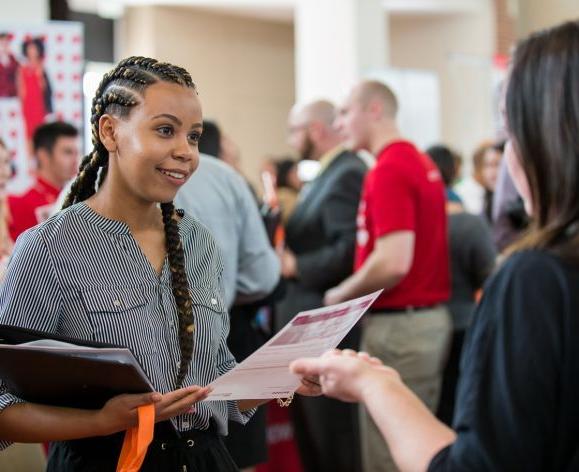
left=62, top=56, right=197, bottom=388
left=161, top=202, right=195, bottom=387
left=63, top=57, right=196, bottom=209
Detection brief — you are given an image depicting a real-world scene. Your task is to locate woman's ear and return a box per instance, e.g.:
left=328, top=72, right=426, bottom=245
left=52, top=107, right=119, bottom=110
left=99, top=114, right=117, bottom=152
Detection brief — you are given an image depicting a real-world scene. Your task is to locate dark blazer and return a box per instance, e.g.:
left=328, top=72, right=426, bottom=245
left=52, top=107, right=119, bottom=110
left=275, top=149, right=367, bottom=472
left=277, top=149, right=367, bottom=328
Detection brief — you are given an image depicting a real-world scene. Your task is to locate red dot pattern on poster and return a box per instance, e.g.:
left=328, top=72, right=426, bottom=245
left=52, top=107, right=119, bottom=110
left=0, top=25, right=84, bottom=193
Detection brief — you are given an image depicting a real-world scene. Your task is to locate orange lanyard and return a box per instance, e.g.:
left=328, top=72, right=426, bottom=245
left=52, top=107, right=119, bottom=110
left=116, top=404, right=155, bottom=472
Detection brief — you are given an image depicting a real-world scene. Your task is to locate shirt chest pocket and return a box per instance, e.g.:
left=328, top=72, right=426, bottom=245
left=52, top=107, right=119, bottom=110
left=80, top=287, right=156, bottom=355
left=189, top=287, right=227, bottom=356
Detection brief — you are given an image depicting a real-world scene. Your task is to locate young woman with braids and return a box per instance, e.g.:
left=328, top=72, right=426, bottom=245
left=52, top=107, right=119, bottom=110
left=0, top=56, right=320, bottom=471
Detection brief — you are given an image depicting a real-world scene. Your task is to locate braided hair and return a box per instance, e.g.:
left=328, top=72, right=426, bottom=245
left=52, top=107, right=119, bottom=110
left=63, top=56, right=197, bottom=388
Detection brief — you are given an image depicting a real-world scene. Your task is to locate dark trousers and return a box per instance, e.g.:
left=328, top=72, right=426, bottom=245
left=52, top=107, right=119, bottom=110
left=224, top=304, right=269, bottom=468
left=47, top=422, right=239, bottom=472
left=437, top=329, right=466, bottom=426
left=290, top=326, right=362, bottom=472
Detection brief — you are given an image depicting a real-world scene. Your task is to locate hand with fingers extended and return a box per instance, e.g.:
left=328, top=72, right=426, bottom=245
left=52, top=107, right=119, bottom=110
left=96, top=385, right=212, bottom=435
left=290, top=349, right=400, bottom=403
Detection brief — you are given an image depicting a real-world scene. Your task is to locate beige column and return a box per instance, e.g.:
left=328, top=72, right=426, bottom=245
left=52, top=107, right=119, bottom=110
left=294, top=0, right=387, bottom=103
left=517, top=0, right=579, bottom=37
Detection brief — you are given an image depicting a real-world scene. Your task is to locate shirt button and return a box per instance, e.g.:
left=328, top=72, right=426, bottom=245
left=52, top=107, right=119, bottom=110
left=211, top=298, right=217, bottom=305
left=113, top=299, right=122, bottom=307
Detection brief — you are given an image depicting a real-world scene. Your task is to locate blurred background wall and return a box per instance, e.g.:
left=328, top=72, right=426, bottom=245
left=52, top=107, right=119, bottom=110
left=4, top=0, right=578, bottom=185
left=120, top=6, right=295, bottom=183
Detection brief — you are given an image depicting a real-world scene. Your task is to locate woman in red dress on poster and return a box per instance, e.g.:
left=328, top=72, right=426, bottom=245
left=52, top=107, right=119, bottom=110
left=17, top=37, right=52, bottom=161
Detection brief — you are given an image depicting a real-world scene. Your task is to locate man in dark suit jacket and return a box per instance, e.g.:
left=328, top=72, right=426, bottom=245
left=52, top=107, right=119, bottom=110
left=278, top=100, right=369, bottom=472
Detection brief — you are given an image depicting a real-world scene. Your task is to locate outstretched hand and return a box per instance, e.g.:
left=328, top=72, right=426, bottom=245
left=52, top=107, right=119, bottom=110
left=96, top=385, right=212, bottom=435
left=290, top=349, right=399, bottom=403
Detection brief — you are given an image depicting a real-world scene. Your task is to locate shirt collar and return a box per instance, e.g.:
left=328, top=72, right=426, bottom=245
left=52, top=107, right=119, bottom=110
left=317, top=145, right=345, bottom=174
left=35, top=177, right=61, bottom=198
left=75, top=202, right=130, bottom=235
left=376, top=140, right=414, bottom=161
left=74, top=201, right=195, bottom=237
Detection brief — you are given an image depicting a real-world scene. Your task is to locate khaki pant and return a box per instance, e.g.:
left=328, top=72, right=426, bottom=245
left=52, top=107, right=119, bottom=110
left=0, top=443, right=46, bottom=472
left=360, top=306, right=452, bottom=472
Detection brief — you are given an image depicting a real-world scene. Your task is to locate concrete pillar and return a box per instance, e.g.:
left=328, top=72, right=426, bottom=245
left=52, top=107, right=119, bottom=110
left=294, top=0, right=387, bottom=103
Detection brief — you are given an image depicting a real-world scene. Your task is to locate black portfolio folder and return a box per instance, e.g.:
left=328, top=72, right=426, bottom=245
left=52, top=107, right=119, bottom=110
left=0, top=325, right=153, bottom=409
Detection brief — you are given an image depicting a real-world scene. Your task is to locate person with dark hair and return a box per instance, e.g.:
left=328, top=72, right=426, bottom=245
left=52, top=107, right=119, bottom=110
left=426, top=144, right=496, bottom=425
left=273, top=158, right=301, bottom=224
left=274, top=158, right=298, bottom=189
left=0, top=56, right=320, bottom=471
left=480, top=141, right=503, bottom=224
left=7, top=121, right=79, bottom=240
left=455, top=141, right=492, bottom=214
left=198, top=120, right=245, bottom=177
left=31, top=121, right=78, bottom=155
left=18, top=36, right=52, bottom=142
left=425, top=145, right=463, bottom=205
left=198, top=120, right=221, bottom=158
left=292, top=20, right=579, bottom=471
left=455, top=141, right=503, bottom=223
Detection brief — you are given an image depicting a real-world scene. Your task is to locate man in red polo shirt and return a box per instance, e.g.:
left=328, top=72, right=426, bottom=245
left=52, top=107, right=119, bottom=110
left=326, top=80, right=451, bottom=472
left=8, top=122, right=79, bottom=241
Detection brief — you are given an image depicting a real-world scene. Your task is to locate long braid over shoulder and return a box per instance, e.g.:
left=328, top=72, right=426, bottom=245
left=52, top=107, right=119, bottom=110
left=63, top=57, right=197, bottom=388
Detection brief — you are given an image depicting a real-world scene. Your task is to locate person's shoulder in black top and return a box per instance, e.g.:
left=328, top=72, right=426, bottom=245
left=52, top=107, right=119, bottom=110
left=430, top=249, right=579, bottom=471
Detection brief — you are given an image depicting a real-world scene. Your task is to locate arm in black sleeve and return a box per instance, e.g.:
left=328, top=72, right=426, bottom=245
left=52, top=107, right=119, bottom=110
left=466, top=216, right=497, bottom=290
left=295, top=166, right=365, bottom=291
left=429, top=251, right=564, bottom=471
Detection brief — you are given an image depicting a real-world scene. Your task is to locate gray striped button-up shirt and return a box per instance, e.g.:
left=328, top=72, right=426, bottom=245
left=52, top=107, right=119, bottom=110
left=0, top=202, right=252, bottom=450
